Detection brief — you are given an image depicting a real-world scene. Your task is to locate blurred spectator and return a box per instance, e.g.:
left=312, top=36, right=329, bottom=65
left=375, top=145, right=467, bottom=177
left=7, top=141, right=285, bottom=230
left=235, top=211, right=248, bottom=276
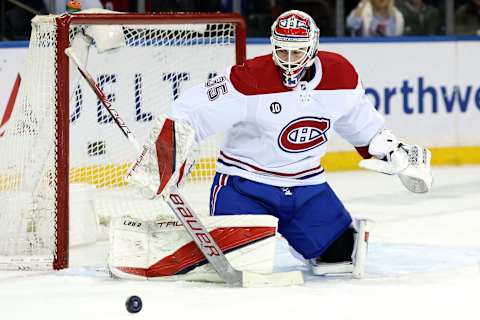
left=396, top=0, right=441, bottom=35
left=294, top=1, right=334, bottom=36
left=46, top=0, right=104, bottom=14
left=455, top=0, right=480, bottom=35
left=149, top=0, right=224, bottom=12
left=196, top=1, right=223, bottom=12
left=150, top=0, right=196, bottom=12
left=246, top=0, right=275, bottom=37
left=2, top=0, right=47, bottom=40
left=272, top=0, right=335, bottom=36
left=346, top=0, right=404, bottom=36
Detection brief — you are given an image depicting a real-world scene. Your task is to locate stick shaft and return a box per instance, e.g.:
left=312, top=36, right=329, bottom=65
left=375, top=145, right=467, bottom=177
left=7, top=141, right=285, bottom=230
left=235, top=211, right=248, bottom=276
left=65, top=47, right=140, bottom=149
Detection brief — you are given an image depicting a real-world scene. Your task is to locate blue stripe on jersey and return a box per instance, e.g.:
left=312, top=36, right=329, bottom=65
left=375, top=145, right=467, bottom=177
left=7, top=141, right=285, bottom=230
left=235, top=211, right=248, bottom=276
left=217, top=159, right=324, bottom=180
left=297, top=168, right=325, bottom=180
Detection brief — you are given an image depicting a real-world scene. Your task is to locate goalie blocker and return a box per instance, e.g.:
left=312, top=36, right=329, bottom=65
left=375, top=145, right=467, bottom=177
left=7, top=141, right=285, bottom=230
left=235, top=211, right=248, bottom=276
left=126, top=114, right=198, bottom=199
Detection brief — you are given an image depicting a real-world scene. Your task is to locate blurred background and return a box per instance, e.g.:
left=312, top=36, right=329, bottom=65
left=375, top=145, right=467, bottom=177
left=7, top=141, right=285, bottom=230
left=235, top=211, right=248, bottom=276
left=1, top=0, right=479, bottom=40
left=0, top=0, right=478, bottom=170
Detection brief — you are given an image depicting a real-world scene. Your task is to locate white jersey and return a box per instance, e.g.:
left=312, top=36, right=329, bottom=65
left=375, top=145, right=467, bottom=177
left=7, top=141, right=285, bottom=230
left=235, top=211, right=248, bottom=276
left=171, top=51, right=384, bottom=187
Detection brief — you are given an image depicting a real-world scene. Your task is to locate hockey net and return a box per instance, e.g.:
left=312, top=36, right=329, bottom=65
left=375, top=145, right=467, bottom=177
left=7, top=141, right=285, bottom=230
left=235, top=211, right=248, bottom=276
left=0, top=11, right=246, bottom=270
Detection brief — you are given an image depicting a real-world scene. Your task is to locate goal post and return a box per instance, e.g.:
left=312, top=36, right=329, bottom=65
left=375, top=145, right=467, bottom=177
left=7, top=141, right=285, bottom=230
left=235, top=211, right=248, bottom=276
left=0, top=11, right=246, bottom=270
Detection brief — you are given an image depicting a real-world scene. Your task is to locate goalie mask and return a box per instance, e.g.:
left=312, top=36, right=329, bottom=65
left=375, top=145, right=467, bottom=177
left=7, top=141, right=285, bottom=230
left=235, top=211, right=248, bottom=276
left=271, top=10, right=320, bottom=88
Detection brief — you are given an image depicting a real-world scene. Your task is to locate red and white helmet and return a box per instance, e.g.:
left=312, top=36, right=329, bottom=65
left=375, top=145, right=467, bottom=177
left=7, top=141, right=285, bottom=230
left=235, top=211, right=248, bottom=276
left=270, top=10, right=320, bottom=88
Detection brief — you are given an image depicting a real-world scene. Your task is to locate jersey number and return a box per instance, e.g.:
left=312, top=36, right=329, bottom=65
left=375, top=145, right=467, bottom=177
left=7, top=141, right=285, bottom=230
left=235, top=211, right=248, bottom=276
left=206, top=76, right=228, bottom=101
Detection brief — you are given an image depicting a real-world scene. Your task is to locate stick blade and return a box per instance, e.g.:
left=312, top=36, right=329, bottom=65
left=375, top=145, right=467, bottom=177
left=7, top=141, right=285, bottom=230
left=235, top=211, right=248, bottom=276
left=241, top=271, right=304, bottom=288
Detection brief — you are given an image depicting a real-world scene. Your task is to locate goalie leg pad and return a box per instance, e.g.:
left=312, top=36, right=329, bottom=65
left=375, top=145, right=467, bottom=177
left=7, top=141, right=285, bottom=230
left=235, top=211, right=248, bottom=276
left=315, top=227, right=354, bottom=263
left=310, top=219, right=371, bottom=279
left=108, top=215, right=279, bottom=282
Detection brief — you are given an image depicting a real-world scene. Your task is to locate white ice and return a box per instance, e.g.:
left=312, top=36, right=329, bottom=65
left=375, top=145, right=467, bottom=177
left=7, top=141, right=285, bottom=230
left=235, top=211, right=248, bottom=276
left=1, top=165, right=479, bottom=320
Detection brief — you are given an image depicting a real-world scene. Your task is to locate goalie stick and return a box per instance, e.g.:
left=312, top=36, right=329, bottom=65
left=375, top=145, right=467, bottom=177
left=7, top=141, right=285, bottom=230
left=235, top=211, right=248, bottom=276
left=65, top=47, right=303, bottom=287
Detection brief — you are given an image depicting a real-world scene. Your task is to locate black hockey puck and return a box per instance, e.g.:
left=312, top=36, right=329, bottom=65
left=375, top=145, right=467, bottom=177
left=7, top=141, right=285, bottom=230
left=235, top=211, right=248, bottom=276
left=125, top=295, right=142, bottom=313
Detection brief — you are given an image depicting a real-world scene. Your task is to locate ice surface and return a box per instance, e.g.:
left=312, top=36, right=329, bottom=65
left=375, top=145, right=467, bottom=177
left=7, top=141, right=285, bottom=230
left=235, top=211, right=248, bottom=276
left=1, top=165, right=479, bottom=320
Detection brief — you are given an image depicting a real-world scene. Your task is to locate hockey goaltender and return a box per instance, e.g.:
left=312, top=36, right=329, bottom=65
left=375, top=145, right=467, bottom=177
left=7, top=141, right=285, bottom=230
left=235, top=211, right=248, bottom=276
left=104, top=10, right=432, bottom=286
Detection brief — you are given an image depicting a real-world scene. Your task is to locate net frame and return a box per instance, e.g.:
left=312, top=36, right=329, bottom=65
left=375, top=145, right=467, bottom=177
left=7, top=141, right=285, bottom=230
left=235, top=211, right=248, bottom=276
left=17, top=12, right=246, bottom=270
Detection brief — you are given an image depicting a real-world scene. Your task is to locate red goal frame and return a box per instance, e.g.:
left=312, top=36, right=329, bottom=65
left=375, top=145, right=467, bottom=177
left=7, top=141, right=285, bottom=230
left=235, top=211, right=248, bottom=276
left=53, top=13, right=246, bottom=270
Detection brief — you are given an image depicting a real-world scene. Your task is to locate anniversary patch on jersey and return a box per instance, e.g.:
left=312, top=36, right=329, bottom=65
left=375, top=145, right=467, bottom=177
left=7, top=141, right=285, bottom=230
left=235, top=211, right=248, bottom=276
left=270, top=102, right=282, bottom=114
left=278, top=117, right=330, bottom=153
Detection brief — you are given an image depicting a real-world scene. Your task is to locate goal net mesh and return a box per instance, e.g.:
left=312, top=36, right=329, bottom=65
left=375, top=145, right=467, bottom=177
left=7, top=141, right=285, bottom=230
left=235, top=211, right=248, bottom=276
left=0, top=13, right=239, bottom=269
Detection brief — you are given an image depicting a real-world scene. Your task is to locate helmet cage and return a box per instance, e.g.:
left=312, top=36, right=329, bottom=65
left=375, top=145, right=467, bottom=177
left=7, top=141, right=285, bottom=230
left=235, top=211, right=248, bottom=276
left=272, top=44, right=316, bottom=74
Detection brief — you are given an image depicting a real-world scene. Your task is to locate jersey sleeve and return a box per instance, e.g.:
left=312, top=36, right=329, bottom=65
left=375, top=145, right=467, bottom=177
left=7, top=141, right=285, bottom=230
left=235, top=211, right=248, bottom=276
left=333, top=80, right=385, bottom=147
left=170, top=71, right=248, bottom=142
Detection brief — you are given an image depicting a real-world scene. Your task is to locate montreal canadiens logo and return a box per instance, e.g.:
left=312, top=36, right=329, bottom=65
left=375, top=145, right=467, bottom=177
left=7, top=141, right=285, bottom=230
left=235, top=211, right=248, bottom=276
left=278, top=117, right=330, bottom=153
left=278, top=14, right=309, bottom=30
left=276, top=14, right=310, bottom=38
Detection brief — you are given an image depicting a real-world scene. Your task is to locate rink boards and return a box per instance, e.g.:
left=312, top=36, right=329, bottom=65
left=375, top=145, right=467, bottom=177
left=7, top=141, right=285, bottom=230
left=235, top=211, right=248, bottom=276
left=0, top=37, right=479, bottom=175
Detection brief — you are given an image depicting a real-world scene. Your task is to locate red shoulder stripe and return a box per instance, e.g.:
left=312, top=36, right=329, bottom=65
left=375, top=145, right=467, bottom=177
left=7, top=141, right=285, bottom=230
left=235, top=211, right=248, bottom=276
left=229, top=54, right=290, bottom=95
left=229, top=51, right=359, bottom=94
left=316, top=51, right=358, bottom=90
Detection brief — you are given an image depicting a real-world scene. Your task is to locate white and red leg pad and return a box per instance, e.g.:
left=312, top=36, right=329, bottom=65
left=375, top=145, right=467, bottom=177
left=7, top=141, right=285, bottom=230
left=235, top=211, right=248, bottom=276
left=108, top=215, right=279, bottom=282
left=310, top=218, right=371, bottom=279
